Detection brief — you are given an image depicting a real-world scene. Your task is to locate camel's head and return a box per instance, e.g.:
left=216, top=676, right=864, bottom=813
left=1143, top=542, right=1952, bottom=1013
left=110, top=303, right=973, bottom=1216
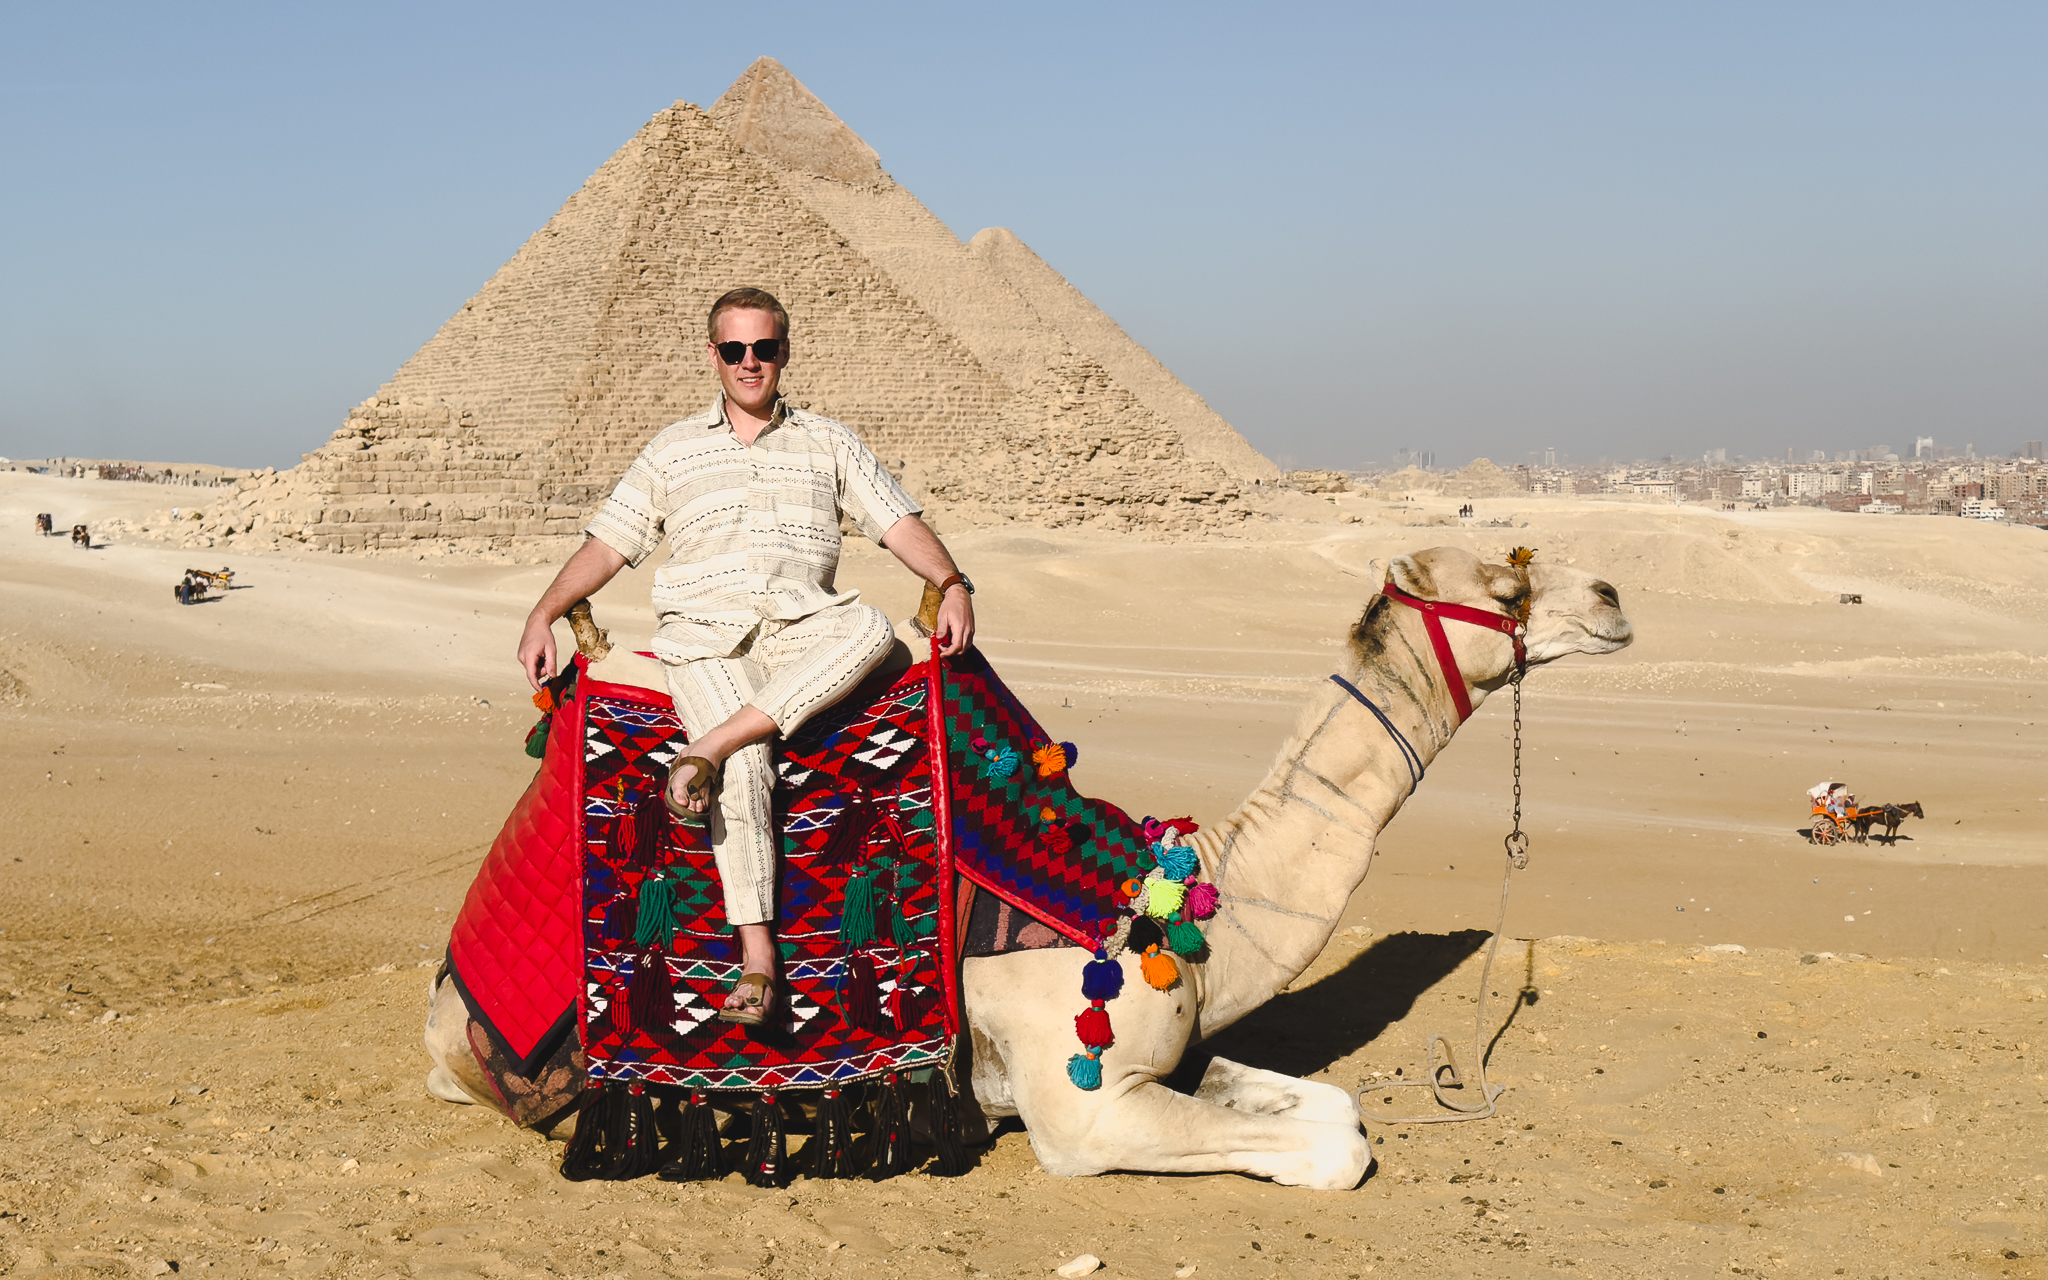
left=1360, top=546, right=1632, bottom=678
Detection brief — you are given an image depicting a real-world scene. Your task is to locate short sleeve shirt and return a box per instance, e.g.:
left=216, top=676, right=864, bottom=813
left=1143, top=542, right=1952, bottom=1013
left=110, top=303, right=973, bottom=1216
left=585, top=394, right=922, bottom=661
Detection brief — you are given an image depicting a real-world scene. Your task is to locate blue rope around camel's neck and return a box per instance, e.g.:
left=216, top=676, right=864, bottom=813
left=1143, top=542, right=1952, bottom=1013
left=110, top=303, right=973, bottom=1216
left=1328, top=673, right=1426, bottom=791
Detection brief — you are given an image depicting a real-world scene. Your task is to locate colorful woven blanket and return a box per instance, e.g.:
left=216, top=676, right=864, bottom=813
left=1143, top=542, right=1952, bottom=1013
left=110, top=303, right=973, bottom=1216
left=446, top=645, right=1156, bottom=1094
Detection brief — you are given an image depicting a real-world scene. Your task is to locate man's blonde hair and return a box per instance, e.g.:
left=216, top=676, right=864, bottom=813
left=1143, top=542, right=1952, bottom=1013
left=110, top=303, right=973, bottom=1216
left=707, top=287, right=790, bottom=339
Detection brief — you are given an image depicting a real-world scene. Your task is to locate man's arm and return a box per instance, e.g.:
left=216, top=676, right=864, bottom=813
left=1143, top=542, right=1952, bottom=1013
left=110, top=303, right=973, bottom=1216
left=518, top=536, right=630, bottom=689
left=879, top=514, right=975, bottom=656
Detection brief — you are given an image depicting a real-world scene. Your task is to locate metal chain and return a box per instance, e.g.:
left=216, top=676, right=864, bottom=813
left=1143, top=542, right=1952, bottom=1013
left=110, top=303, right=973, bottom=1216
left=1505, top=666, right=1529, bottom=870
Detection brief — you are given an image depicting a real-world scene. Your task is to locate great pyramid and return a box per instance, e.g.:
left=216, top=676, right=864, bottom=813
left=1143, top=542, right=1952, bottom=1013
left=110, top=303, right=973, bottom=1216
left=219, top=58, right=1275, bottom=552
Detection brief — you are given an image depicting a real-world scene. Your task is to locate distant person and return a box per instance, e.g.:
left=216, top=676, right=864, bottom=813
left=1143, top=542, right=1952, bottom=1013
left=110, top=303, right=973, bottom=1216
left=516, top=287, right=976, bottom=1025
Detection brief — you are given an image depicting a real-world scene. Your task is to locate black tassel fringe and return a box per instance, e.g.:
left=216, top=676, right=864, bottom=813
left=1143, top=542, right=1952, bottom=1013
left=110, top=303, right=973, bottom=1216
left=559, top=1082, right=662, bottom=1181
left=809, top=1087, right=860, bottom=1179
left=658, top=1091, right=726, bottom=1181
left=869, top=1073, right=914, bottom=1180
left=927, top=1073, right=967, bottom=1177
left=742, top=1091, right=787, bottom=1187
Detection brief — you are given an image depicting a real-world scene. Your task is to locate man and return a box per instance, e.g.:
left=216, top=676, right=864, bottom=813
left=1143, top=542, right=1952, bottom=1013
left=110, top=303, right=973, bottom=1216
left=517, top=287, right=975, bottom=1024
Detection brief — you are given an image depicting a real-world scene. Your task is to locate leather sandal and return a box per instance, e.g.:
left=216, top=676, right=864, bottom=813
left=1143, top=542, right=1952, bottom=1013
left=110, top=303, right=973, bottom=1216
left=716, top=972, right=773, bottom=1025
left=664, top=755, right=722, bottom=821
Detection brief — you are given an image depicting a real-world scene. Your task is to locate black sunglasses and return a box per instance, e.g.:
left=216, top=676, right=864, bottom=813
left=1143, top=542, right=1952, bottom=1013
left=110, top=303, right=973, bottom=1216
left=714, top=338, right=784, bottom=365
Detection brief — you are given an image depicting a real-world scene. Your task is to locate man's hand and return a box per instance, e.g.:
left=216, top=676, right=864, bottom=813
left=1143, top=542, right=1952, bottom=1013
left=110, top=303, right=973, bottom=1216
left=880, top=514, right=978, bottom=655
left=519, top=537, right=630, bottom=690
left=934, top=587, right=975, bottom=657
left=518, top=611, right=559, bottom=692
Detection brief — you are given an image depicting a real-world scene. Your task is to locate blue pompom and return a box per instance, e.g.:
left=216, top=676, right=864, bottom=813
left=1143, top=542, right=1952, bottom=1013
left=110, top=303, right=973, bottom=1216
left=987, top=746, right=1020, bottom=780
left=1081, top=954, right=1125, bottom=1001
left=1067, top=1052, right=1103, bottom=1090
left=1156, top=844, right=1199, bottom=880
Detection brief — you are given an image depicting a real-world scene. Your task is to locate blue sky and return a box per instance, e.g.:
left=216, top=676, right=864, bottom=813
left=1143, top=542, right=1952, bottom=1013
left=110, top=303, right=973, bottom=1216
left=2, top=2, right=2042, bottom=470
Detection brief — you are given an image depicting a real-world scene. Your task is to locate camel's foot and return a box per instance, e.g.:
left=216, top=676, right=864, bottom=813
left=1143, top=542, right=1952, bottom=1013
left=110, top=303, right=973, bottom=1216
left=1025, top=1079, right=1372, bottom=1191
left=1194, top=1057, right=1361, bottom=1128
left=425, top=1066, right=478, bottom=1105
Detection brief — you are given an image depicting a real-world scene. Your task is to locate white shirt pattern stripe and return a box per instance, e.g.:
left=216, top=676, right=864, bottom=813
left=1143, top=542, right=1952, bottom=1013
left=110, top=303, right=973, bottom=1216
left=585, top=394, right=922, bottom=661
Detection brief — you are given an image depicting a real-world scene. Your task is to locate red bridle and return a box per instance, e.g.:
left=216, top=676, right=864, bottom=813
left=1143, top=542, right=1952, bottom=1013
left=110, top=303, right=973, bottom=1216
left=1380, top=582, right=1527, bottom=723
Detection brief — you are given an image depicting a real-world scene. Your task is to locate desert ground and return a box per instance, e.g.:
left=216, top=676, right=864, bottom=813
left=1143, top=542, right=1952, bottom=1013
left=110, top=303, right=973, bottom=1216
left=1, top=470, right=2042, bottom=1279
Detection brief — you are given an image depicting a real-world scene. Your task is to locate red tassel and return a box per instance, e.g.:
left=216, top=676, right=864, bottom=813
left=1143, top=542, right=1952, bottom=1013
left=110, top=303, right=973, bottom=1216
left=627, top=949, right=671, bottom=1037
left=842, top=953, right=881, bottom=1033
left=1074, top=1005, right=1113, bottom=1049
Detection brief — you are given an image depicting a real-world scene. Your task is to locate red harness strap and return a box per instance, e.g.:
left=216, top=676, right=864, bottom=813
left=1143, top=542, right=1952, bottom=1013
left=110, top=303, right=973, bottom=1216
left=1381, top=582, right=1526, bottom=723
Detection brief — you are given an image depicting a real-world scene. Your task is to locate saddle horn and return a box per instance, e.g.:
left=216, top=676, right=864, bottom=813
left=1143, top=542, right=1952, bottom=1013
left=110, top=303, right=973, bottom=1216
left=566, top=598, right=613, bottom=662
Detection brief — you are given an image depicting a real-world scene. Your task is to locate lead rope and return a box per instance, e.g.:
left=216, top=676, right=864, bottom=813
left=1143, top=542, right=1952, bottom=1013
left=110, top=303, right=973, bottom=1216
left=1358, top=556, right=1535, bottom=1127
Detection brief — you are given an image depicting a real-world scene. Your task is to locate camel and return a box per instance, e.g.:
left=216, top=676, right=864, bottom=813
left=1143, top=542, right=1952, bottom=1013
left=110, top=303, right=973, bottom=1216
left=423, top=546, right=1632, bottom=1188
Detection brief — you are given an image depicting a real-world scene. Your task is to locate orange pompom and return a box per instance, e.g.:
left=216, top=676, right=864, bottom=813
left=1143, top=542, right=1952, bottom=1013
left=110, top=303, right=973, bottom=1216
left=1140, top=947, right=1179, bottom=991
left=1033, top=742, right=1069, bottom=777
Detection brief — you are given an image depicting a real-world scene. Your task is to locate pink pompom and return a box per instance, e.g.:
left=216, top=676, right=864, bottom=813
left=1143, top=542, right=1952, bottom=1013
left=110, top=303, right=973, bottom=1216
left=1184, top=881, right=1220, bottom=920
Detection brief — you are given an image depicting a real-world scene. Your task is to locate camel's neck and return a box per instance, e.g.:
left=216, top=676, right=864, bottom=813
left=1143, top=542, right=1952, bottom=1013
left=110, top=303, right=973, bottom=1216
left=1187, top=608, right=1499, bottom=1036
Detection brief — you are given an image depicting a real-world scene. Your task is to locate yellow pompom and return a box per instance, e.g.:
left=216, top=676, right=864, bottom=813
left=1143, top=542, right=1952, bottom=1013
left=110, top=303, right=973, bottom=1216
left=1144, top=879, right=1187, bottom=918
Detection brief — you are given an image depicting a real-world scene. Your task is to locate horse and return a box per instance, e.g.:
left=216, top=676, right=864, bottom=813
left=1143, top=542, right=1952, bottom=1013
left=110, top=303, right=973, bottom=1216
left=1874, top=801, right=1923, bottom=844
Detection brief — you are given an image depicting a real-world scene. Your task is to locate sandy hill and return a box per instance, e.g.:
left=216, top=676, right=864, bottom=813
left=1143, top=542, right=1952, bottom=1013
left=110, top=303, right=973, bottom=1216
left=209, top=58, right=1272, bottom=555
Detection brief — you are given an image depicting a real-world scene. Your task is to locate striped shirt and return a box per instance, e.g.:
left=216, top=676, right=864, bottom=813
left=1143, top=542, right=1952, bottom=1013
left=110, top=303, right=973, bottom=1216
left=585, top=394, right=922, bottom=661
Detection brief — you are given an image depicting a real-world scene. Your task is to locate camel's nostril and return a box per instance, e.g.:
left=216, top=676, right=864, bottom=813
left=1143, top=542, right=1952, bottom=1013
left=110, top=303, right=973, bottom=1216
left=1594, top=581, right=1619, bottom=608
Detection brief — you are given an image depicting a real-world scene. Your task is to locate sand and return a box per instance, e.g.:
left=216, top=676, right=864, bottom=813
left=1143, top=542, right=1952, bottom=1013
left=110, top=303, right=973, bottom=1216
left=2, top=470, right=2043, bottom=1277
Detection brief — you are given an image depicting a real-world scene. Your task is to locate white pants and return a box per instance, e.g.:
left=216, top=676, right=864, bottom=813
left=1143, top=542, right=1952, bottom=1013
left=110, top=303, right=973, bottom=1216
left=663, top=603, right=894, bottom=926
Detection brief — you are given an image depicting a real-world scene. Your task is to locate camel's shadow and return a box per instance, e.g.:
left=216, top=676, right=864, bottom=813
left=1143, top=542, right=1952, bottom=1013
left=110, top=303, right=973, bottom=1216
left=1171, top=929, right=1495, bottom=1089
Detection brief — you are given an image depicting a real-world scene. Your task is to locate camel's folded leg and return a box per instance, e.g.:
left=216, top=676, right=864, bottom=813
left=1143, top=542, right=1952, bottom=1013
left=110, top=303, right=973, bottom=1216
left=422, top=965, right=495, bottom=1109
left=1193, top=1056, right=1361, bottom=1128
left=1023, top=1078, right=1371, bottom=1189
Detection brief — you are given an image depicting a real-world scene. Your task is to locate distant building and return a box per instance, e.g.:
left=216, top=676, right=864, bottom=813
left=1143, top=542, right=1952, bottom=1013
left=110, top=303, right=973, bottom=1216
left=1859, top=499, right=1903, bottom=515
left=2022, top=441, right=2044, bottom=460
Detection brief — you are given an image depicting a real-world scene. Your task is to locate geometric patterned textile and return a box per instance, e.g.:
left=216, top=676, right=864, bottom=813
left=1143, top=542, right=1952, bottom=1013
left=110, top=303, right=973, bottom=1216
left=448, top=642, right=1153, bottom=1095
left=940, top=647, right=1152, bottom=947
left=579, top=651, right=956, bottom=1092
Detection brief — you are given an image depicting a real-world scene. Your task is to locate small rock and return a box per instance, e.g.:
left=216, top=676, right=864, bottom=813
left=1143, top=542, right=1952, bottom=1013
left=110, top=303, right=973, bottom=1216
left=96, top=1008, right=118, bottom=1024
left=340, top=1157, right=360, bottom=1173
left=1176, top=1265, right=1199, bottom=1278
left=1833, top=1152, right=1883, bottom=1177
left=1704, top=943, right=1746, bottom=954
left=145, top=1260, right=174, bottom=1276
left=1057, top=1255, right=1103, bottom=1278
left=1880, top=1095, right=1937, bottom=1130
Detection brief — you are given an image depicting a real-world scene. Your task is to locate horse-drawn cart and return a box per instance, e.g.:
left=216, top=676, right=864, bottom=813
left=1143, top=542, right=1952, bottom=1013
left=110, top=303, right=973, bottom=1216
left=174, top=566, right=235, bottom=605
left=1806, top=780, right=1864, bottom=845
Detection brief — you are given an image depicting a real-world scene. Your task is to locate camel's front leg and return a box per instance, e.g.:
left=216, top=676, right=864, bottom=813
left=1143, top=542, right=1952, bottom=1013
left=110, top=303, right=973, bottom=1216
left=1193, top=1056, right=1361, bottom=1128
left=1026, top=1076, right=1372, bottom=1190
left=965, top=951, right=1371, bottom=1190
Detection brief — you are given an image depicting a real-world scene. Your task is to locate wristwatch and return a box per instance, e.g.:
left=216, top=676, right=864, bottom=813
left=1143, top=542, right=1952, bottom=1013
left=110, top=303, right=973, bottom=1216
left=935, top=572, right=975, bottom=596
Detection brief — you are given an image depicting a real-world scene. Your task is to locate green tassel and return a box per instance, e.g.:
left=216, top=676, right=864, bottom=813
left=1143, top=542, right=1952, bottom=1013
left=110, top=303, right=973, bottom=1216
left=1165, top=919, right=1206, bottom=956
left=523, top=718, right=549, bottom=758
left=892, top=903, right=917, bottom=948
left=840, top=871, right=877, bottom=947
left=634, top=876, right=676, bottom=947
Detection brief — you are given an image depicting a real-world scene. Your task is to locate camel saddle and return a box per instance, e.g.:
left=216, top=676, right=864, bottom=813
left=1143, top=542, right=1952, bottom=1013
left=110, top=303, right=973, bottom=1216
left=446, top=643, right=1155, bottom=1086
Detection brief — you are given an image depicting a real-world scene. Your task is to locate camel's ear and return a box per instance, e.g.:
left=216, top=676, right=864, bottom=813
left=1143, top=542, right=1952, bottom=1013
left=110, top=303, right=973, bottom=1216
left=1388, top=554, right=1433, bottom=599
left=1480, top=562, right=1527, bottom=605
